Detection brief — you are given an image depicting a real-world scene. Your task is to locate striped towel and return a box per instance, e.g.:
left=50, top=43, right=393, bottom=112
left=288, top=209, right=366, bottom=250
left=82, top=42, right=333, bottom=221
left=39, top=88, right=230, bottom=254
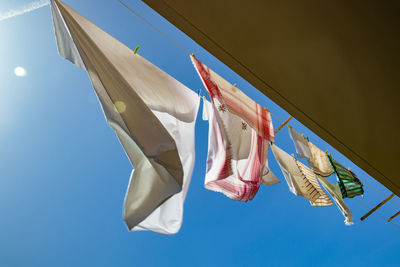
left=201, top=97, right=278, bottom=202
left=191, top=55, right=274, bottom=142
left=296, top=161, right=334, bottom=207
left=271, top=144, right=321, bottom=203
left=328, top=155, right=364, bottom=198
left=193, top=55, right=277, bottom=202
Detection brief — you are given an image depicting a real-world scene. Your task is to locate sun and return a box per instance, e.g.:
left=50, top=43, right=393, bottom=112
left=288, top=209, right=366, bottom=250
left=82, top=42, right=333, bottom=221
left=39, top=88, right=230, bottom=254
left=14, top=66, right=27, bottom=77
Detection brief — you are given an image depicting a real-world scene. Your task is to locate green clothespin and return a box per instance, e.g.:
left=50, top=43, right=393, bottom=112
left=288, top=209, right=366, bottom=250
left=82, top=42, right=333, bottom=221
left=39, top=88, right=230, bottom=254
left=301, top=133, right=309, bottom=141
left=133, top=45, right=140, bottom=55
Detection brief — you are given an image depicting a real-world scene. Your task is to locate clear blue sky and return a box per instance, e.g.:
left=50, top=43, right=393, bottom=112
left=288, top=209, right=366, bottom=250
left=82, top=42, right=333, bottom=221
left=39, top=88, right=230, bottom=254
left=0, top=1, right=399, bottom=266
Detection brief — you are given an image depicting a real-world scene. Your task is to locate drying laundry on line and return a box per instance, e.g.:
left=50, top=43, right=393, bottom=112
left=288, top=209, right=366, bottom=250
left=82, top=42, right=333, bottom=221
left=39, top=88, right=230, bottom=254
left=51, top=0, right=368, bottom=235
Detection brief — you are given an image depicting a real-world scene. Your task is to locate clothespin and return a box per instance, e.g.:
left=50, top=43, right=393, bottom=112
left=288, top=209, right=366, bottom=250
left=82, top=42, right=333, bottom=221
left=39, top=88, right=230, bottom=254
left=301, top=133, right=309, bottom=141
left=232, top=83, right=238, bottom=91
left=325, top=150, right=328, bottom=154
left=133, top=45, right=140, bottom=55
left=191, top=53, right=195, bottom=58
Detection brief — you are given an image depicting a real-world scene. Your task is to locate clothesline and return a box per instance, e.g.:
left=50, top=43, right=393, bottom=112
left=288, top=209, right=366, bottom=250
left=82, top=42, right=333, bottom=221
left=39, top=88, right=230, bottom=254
left=117, top=0, right=289, bottom=125
left=115, top=0, right=400, bottom=229
left=69, top=0, right=400, bottom=231
left=355, top=198, right=400, bottom=230
left=116, top=0, right=191, bottom=55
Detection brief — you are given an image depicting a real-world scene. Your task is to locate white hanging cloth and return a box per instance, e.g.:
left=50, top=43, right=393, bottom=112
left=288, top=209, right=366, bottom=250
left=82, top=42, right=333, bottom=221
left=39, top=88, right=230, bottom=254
left=317, top=177, right=354, bottom=225
left=202, top=99, right=279, bottom=201
left=288, top=126, right=333, bottom=177
left=288, top=126, right=311, bottom=160
left=51, top=0, right=199, bottom=234
left=270, top=144, right=321, bottom=203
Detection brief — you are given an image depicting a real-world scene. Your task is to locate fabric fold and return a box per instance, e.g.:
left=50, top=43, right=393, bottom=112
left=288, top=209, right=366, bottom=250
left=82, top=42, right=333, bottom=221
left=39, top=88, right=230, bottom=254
left=308, top=142, right=334, bottom=177
left=328, top=155, right=364, bottom=198
left=288, top=126, right=311, bottom=160
left=295, top=161, right=333, bottom=207
left=270, top=144, right=320, bottom=203
left=200, top=95, right=277, bottom=201
left=288, top=127, right=333, bottom=177
left=317, top=176, right=354, bottom=225
left=51, top=0, right=199, bottom=234
left=192, top=55, right=274, bottom=142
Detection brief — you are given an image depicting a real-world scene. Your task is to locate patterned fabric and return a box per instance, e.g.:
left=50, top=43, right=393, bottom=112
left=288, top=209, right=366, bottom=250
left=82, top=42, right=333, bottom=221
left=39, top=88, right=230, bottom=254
left=202, top=99, right=279, bottom=201
left=271, top=144, right=320, bottom=203
left=296, top=161, right=334, bottom=207
left=308, top=142, right=334, bottom=177
left=191, top=55, right=274, bottom=142
left=328, top=155, right=364, bottom=198
left=317, top=176, right=354, bottom=225
left=52, top=0, right=200, bottom=234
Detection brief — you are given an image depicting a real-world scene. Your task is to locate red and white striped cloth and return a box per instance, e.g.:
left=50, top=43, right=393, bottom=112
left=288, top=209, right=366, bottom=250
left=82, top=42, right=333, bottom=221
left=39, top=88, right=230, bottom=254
left=191, top=55, right=274, bottom=142
left=192, top=55, right=277, bottom=201
left=202, top=99, right=279, bottom=201
left=296, top=161, right=334, bottom=207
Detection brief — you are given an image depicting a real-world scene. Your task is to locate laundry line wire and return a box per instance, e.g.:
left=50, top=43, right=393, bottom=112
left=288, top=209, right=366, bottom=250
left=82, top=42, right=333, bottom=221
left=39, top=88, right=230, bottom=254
left=117, top=0, right=288, bottom=123
left=117, top=0, right=400, bottom=226
left=354, top=198, right=400, bottom=230
left=356, top=177, right=400, bottom=210
left=117, top=0, right=191, bottom=55
left=272, top=117, right=400, bottom=224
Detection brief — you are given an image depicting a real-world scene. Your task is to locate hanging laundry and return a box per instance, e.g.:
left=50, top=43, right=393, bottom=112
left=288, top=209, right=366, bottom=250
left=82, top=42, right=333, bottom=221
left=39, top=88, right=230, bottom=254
left=317, top=177, right=354, bottom=225
left=327, top=155, right=364, bottom=198
left=308, top=142, right=334, bottom=177
left=51, top=0, right=199, bottom=234
left=196, top=60, right=278, bottom=201
left=270, top=144, right=321, bottom=203
left=288, top=125, right=311, bottom=160
left=288, top=127, right=333, bottom=177
left=296, top=161, right=333, bottom=207
left=262, top=154, right=280, bottom=186
left=192, top=55, right=275, bottom=142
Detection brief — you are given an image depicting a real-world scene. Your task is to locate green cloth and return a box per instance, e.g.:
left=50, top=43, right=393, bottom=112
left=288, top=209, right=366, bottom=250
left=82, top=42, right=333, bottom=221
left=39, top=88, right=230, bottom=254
left=328, top=155, right=364, bottom=198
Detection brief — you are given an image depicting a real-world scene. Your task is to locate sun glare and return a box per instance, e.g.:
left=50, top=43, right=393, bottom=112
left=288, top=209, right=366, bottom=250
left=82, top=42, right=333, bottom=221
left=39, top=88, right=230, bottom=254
left=14, top=66, right=27, bottom=77
left=114, top=101, right=126, bottom=113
